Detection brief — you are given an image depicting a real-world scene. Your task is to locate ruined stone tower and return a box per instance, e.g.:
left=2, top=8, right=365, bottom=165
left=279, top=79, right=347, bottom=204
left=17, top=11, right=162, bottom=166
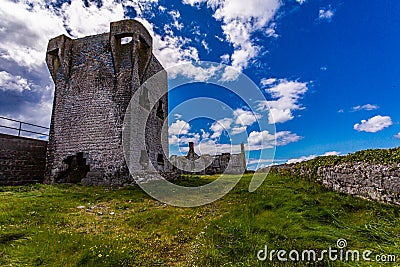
left=45, top=20, right=168, bottom=185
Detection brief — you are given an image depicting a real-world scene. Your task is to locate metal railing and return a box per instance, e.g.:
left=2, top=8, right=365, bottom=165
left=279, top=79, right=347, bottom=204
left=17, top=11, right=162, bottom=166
left=0, top=116, right=49, bottom=138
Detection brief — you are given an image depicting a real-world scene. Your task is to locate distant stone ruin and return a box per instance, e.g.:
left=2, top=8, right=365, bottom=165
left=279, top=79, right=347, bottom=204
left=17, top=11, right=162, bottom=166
left=169, top=142, right=247, bottom=175
left=45, top=20, right=168, bottom=185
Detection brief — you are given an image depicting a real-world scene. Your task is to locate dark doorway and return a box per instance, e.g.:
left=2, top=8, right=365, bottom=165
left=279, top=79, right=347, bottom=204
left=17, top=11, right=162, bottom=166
left=57, top=152, right=90, bottom=183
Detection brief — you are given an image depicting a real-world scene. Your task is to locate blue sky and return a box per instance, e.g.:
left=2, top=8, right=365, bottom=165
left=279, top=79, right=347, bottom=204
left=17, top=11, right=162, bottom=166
left=0, top=0, right=399, bottom=169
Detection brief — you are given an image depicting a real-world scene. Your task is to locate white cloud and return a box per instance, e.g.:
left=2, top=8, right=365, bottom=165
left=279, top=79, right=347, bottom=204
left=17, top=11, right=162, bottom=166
left=275, top=131, right=303, bottom=146
left=265, top=22, right=278, bottom=38
left=353, top=115, right=393, bottom=133
left=182, top=0, right=281, bottom=81
left=169, top=134, right=180, bottom=145
left=296, top=0, right=306, bottom=4
left=286, top=151, right=340, bottom=164
left=174, top=113, right=182, bottom=119
left=132, top=17, right=225, bottom=82
left=247, top=158, right=275, bottom=165
left=220, top=54, right=230, bottom=64
left=231, top=126, right=247, bottom=135
left=318, top=8, right=335, bottom=21
left=260, top=78, right=276, bottom=86
left=178, top=133, right=201, bottom=145
left=201, top=40, right=211, bottom=53
left=352, top=104, right=379, bottom=112
left=181, top=0, right=208, bottom=7
left=215, top=35, right=225, bottom=42
left=247, top=130, right=302, bottom=150
left=168, top=10, right=184, bottom=30
left=201, top=129, right=210, bottom=139
left=169, top=119, right=191, bottom=135
left=0, top=71, right=32, bottom=92
left=247, top=130, right=275, bottom=146
left=169, top=132, right=201, bottom=146
left=214, top=0, right=281, bottom=78
left=196, top=139, right=242, bottom=155
left=233, top=108, right=261, bottom=127
left=257, top=79, right=308, bottom=124
left=0, top=0, right=67, bottom=70
left=394, top=133, right=400, bottom=139
left=287, top=155, right=315, bottom=164
left=210, top=118, right=232, bottom=139
left=62, top=0, right=125, bottom=37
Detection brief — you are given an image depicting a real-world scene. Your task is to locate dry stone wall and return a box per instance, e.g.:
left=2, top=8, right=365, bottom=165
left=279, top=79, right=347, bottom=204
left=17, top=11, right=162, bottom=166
left=270, top=162, right=400, bottom=205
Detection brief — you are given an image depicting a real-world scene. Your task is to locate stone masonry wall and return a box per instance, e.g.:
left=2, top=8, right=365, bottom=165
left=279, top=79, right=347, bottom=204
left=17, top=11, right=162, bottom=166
left=0, top=133, right=47, bottom=185
left=45, top=20, right=168, bottom=185
left=270, top=162, right=400, bottom=206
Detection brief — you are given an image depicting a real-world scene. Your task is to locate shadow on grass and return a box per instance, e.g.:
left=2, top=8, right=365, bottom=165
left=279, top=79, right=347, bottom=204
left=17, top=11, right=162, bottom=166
left=0, top=231, right=27, bottom=244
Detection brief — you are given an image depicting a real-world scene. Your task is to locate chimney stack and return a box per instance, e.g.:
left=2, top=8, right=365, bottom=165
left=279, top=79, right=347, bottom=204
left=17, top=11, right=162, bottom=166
left=186, top=142, right=199, bottom=160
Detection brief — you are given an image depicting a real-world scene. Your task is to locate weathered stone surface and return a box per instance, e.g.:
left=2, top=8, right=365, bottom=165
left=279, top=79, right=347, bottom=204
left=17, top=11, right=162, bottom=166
left=45, top=19, right=169, bottom=186
left=170, top=142, right=247, bottom=175
left=270, top=162, right=400, bottom=206
left=0, top=133, right=47, bottom=185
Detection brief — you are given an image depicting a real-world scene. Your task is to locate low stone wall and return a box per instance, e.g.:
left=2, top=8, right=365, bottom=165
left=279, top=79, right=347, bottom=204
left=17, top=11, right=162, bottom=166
left=271, top=162, right=400, bottom=206
left=0, top=133, right=47, bottom=185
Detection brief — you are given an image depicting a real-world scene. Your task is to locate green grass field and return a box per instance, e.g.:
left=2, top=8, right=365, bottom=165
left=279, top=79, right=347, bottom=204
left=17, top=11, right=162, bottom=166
left=0, top=174, right=399, bottom=266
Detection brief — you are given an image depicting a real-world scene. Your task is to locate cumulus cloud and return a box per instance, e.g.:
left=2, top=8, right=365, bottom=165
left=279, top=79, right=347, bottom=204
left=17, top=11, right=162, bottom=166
left=0, top=0, right=221, bottom=133
left=169, top=119, right=191, bottom=135
left=62, top=0, right=125, bottom=37
left=231, top=126, right=247, bottom=135
left=0, top=0, right=67, bottom=70
left=265, top=22, right=279, bottom=38
left=0, top=71, right=32, bottom=92
left=260, top=78, right=276, bottom=86
left=233, top=108, right=261, bottom=127
left=169, top=132, right=201, bottom=146
left=247, top=130, right=302, bottom=150
left=318, top=7, right=335, bottom=22
left=1, top=0, right=212, bottom=78
left=353, top=115, right=393, bottom=133
left=177, top=133, right=201, bottom=145
left=201, top=129, right=210, bottom=139
left=286, top=151, right=340, bottom=164
left=168, top=10, right=184, bottom=30
left=183, top=0, right=281, bottom=81
left=351, top=104, right=379, bottom=112
left=257, top=79, right=308, bottom=124
left=210, top=118, right=232, bottom=139
left=195, top=139, right=242, bottom=155
left=207, top=108, right=262, bottom=138
left=394, top=133, right=400, bottom=139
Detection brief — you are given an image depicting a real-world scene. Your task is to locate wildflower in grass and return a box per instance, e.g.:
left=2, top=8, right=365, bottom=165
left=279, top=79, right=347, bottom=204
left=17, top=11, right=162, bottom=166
left=98, top=254, right=102, bottom=257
